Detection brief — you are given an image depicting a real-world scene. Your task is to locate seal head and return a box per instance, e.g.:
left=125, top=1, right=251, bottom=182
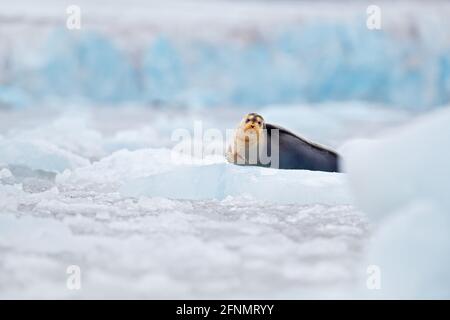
left=226, top=113, right=266, bottom=165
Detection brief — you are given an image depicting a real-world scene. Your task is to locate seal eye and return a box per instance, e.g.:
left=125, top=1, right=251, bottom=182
left=245, top=119, right=250, bottom=123
left=257, top=121, right=261, bottom=125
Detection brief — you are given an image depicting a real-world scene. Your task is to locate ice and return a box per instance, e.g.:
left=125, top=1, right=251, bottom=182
left=2, top=0, right=448, bottom=298
left=0, top=101, right=393, bottom=298
left=0, top=137, right=89, bottom=173
left=343, top=107, right=450, bottom=222
left=56, top=148, right=176, bottom=192
left=0, top=168, right=13, bottom=180
left=0, top=184, right=22, bottom=213
left=9, top=112, right=106, bottom=160
left=1, top=1, right=450, bottom=109
left=121, top=163, right=352, bottom=205
left=0, top=86, right=30, bottom=109
left=367, top=203, right=450, bottom=299
left=0, top=199, right=367, bottom=299
left=344, top=107, right=450, bottom=298
left=40, top=30, right=140, bottom=103
left=142, top=36, right=186, bottom=104
left=0, top=100, right=422, bottom=298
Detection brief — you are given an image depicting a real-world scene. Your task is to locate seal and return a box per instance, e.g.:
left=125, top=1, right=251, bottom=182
left=226, top=113, right=340, bottom=172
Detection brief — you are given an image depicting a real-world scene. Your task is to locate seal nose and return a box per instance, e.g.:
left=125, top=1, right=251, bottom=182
left=250, top=124, right=255, bottom=128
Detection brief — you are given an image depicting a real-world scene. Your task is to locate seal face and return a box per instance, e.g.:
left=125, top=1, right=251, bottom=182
left=226, top=113, right=340, bottom=172
left=226, top=113, right=266, bottom=165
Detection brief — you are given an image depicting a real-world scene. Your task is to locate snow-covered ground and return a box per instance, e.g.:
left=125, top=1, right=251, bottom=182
left=0, top=184, right=366, bottom=299
left=1, top=0, right=450, bottom=299
left=0, top=102, right=419, bottom=299
left=344, top=107, right=450, bottom=299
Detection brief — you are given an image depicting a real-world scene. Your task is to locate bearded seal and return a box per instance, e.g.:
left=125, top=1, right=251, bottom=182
left=226, top=113, right=340, bottom=172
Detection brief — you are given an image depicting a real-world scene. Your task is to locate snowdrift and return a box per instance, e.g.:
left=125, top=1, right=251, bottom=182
left=344, top=108, right=450, bottom=222
left=0, top=137, right=89, bottom=173
left=344, top=107, right=450, bottom=298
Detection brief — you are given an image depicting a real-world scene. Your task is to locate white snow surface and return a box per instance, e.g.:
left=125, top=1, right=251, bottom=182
left=121, top=163, right=351, bottom=205
left=1, top=0, right=449, bottom=299
left=0, top=103, right=415, bottom=299
left=3, top=101, right=449, bottom=299
left=344, top=107, right=450, bottom=298
left=3, top=97, right=449, bottom=299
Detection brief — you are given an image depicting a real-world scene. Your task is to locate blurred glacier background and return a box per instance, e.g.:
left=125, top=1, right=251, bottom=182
left=0, top=0, right=449, bottom=299
left=1, top=0, right=450, bottom=109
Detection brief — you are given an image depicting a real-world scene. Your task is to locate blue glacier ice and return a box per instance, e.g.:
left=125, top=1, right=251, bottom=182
left=2, top=21, right=450, bottom=109
left=0, top=85, right=30, bottom=108
left=10, top=29, right=140, bottom=105
left=142, top=36, right=186, bottom=104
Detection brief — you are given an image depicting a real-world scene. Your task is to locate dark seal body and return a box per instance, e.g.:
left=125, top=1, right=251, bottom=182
left=262, top=123, right=340, bottom=172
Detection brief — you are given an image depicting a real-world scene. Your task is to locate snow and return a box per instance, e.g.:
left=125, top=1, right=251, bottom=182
left=1, top=96, right=448, bottom=299
left=1, top=0, right=449, bottom=299
left=0, top=102, right=398, bottom=299
left=344, top=107, right=450, bottom=298
left=121, top=163, right=351, bottom=205
left=0, top=137, right=89, bottom=173
left=368, top=203, right=450, bottom=299
left=343, top=107, right=450, bottom=222
left=0, top=198, right=367, bottom=299
left=0, top=168, right=13, bottom=179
